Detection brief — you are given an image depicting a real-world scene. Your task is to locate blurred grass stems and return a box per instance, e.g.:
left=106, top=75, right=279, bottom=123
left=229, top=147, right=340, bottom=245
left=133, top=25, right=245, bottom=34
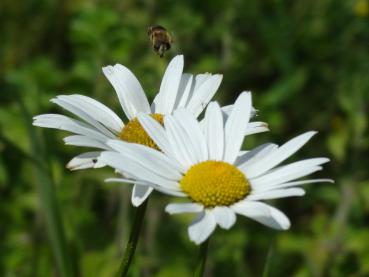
left=18, top=99, right=74, bottom=277
left=118, top=199, right=149, bottom=277
left=262, top=240, right=275, bottom=277
left=194, top=239, right=210, bottom=277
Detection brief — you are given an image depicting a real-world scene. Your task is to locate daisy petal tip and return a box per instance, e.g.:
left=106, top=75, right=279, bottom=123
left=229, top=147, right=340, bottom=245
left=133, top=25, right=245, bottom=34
left=131, top=194, right=148, bottom=207
left=281, top=221, right=291, bottom=230
left=101, top=65, right=113, bottom=74
left=213, top=74, right=223, bottom=82
left=174, top=54, right=184, bottom=61
left=308, top=130, right=318, bottom=137
left=274, top=212, right=291, bottom=230
left=65, top=163, right=76, bottom=171
left=170, top=55, right=184, bottom=67
left=131, top=198, right=142, bottom=207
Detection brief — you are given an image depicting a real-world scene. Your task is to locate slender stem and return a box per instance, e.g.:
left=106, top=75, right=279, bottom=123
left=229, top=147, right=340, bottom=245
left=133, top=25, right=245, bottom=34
left=262, top=239, right=275, bottom=277
left=118, top=199, right=149, bottom=277
left=194, top=239, right=210, bottom=277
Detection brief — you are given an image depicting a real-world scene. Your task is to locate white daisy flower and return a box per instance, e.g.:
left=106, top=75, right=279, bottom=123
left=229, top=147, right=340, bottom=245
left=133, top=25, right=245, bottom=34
left=33, top=55, right=268, bottom=206
left=99, top=92, right=333, bottom=244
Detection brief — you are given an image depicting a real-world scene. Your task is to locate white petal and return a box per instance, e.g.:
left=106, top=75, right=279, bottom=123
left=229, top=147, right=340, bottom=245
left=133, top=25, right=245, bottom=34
left=204, top=102, right=224, bottom=160
left=194, top=74, right=212, bottom=90
left=63, top=135, right=110, bottom=149
left=244, top=122, right=269, bottom=136
left=186, top=74, right=223, bottom=117
left=165, top=203, right=204, bottom=214
left=137, top=113, right=186, bottom=172
left=33, top=114, right=110, bottom=141
left=102, top=64, right=150, bottom=119
left=52, top=96, right=115, bottom=138
left=64, top=95, right=123, bottom=133
left=212, top=206, right=236, bottom=229
left=188, top=211, right=217, bottom=244
left=247, top=188, right=306, bottom=200
left=66, top=151, right=105, bottom=170
left=244, top=131, right=318, bottom=178
left=236, top=143, right=277, bottom=167
left=221, top=104, right=257, bottom=119
left=223, top=92, right=252, bottom=164
left=251, top=166, right=323, bottom=190
left=232, top=201, right=290, bottom=230
left=100, top=151, right=180, bottom=191
left=105, top=178, right=186, bottom=197
left=131, top=184, right=154, bottom=207
left=265, top=179, right=334, bottom=190
left=176, top=74, right=194, bottom=109
left=250, top=158, right=330, bottom=188
left=173, top=109, right=208, bottom=162
left=164, top=115, right=198, bottom=168
left=107, top=140, right=182, bottom=180
left=155, top=55, right=184, bottom=114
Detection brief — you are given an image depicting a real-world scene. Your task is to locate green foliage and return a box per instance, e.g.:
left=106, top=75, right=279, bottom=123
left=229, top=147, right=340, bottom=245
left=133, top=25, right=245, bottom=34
left=1, top=0, right=368, bottom=276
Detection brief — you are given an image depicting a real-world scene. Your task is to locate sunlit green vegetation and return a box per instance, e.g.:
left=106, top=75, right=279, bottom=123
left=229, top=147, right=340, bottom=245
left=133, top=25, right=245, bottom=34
left=1, top=0, right=368, bottom=276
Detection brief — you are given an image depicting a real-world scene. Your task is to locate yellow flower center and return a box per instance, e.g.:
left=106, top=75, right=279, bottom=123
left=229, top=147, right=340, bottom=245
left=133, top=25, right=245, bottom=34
left=180, top=161, right=250, bottom=208
left=119, top=113, right=164, bottom=150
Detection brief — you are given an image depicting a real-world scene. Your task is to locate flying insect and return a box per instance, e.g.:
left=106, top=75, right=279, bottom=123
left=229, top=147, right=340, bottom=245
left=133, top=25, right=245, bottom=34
left=148, top=25, right=173, bottom=58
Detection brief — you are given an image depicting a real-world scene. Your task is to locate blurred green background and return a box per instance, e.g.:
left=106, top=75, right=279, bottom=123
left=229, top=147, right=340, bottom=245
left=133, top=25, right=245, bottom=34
left=1, top=0, right=369, bottom=276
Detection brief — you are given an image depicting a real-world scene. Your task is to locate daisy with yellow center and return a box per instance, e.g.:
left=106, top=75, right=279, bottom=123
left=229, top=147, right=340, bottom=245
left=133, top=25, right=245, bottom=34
left=100, top=92, right=332, bottom=244
left=33, top=56, right=269, bottom=206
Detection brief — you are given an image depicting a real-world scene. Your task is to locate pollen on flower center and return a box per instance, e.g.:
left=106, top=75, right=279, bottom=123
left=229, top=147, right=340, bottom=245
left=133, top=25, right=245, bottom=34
left=119, top=113, right=164, bottom=150
left=180, top=161, right=250, bottom=208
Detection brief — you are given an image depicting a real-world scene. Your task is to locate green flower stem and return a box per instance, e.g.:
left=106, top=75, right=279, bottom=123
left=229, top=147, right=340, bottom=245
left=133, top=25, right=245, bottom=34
left=262, top=240, right=275, bottom=277
left=194, top=239, right=210, bottom=277
left=118, top=199, right=149, bottom=277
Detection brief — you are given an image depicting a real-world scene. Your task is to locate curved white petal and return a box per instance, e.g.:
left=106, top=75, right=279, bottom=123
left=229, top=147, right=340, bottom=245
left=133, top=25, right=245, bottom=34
left=137, top=113, right=186, bottom=172
left=244, top=131, right=317, bottom=179
left=221, top=104, right=257, bottom=119
left=250, top=166, right=323, bottom=192
left=105, top=178, right=186, bottom=197
left=63, top=135, right=110, bottom=149
left=188, top=211, right=217, bottom=245
left=102, top=64, right=150, bottom=119
left=186, top=74, right=223, bottom=117
left=107, top=140, right=182, bottom=180
left=100, top=151, right=179, bottom=191
left=132, top=184, right=154, bottom=207
left=212, top=206, right=236, bottom=229
left=165, top=203, right=204, bottom=214
left=263, top=179, right=334, bottom=191
left=173, top=109, right=208, bottom=162
left=231, top=201, right=290, bottom=230
left=164, top=115, right=198, bottom=168
left=244, top=122, right=269, bottom=136
left=236, top=143, right=277, bottom=167
left=33, top=114, right=110, bottom=141
left=51, top=96, right=115, bottom=138
left=155, top=55, right=184, bottom=114
left=204, top=102, right=224, bottom=161
left=250, top=158, right=330, bottom=188
left=223, top=92, right=252, bottom=164
left=66, top=151, right=105, bottom=170
left=247, top=188, right=306, bottom=201
left=64, top=94, right=123, bottom=133
left=176, top=74, right=194, bottom=109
